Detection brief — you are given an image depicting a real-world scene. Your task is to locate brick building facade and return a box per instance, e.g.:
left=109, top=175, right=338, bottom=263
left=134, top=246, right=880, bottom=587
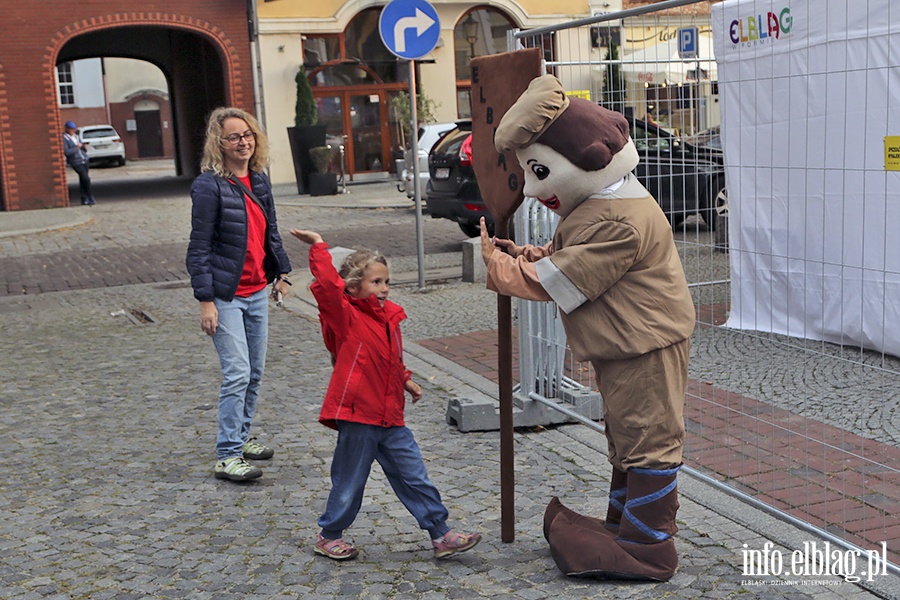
left=1, top=1, right=255, bottom=211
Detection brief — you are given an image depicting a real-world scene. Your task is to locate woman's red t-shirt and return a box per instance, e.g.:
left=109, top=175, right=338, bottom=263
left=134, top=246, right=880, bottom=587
left=234, top=174, right=268, bottom=297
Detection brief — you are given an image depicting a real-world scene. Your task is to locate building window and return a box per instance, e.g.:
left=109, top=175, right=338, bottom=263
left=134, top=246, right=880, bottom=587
left=304, top=35, right=341, bottom=68
left=57, top=62, right=75, bottom=106
left=454, top=8, right=516, bottom=118
left=304, top=8, right=406, bottom=85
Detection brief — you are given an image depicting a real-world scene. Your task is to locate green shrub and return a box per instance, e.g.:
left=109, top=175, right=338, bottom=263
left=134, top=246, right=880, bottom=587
left=295, top=67, right=317, bottom=127
left=391, top=92, right=440, bottom=143
left=309, top=146, right=334, bottom=173
left=602, top=42, right=627, bottom=111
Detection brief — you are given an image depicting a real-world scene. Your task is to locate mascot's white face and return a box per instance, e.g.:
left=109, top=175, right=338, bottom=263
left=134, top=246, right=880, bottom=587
left=517, top=143, right=614, bottom=218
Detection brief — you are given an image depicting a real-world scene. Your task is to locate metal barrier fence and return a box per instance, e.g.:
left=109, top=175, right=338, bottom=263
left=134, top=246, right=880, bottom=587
left=508, top=0, right=899, bottom=573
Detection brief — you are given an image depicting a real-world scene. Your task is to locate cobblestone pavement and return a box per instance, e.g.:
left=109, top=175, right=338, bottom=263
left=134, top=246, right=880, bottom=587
left=0, top=172, right=464, bottom=296
left=1, top=165, right=898, bottom=599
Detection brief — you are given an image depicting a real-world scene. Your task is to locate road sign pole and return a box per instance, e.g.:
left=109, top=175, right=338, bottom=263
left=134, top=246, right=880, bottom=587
left=410, top=59, right=426, bottom=289
left=379, top=0, right=439, bottom=290
left=496, top=219, right=514, bottom=543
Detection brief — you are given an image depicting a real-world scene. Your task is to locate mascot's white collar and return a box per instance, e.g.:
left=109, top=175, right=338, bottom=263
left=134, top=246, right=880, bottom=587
left=600, top=177, right=625, bottom=195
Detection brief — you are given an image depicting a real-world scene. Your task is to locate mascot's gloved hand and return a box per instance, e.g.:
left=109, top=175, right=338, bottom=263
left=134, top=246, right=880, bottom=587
left=479, top=217, right=552, bottom=303
left=479, top=217, right=500, bottom=264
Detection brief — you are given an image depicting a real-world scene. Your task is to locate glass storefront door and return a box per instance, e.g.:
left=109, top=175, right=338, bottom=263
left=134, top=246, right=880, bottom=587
left=316, top=95, right=343, bottom=142
left=303, top=8, right=445, bottom=179
left=349, top=94, right=383, bottom=172
left=314, top=89, right=402, bottom=180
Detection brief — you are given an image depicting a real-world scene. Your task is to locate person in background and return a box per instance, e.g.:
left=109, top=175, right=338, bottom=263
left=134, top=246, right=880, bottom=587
left=62, top=120, right=95, bottom=206
left=290, top=228, right=481, bottom=562
left=186, top=107, right=292, bottom=482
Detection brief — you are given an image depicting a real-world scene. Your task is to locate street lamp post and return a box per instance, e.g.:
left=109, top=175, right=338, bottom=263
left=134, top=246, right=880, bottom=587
left=463, top=13, right=478, bottom=62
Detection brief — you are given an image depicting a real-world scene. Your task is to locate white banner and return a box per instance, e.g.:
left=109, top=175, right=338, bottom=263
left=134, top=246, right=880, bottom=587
left=712, top=0, right=900, bottom=357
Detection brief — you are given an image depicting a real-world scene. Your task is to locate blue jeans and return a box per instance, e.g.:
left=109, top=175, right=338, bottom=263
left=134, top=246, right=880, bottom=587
left=318, top=421, right=450, bottom=540
left=212, top=288, right=268, bottom=460
left=71, top=162, right=94, bottom=203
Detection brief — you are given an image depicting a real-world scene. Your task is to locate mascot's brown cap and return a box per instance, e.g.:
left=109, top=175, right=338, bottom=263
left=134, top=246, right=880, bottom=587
left=494, top=75, right=569, bottom=151
left=495, top=74, right=632, bottom=172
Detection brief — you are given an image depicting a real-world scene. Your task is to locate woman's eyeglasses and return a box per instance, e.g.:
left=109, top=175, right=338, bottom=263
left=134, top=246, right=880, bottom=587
left=221, top=131, right=256, bottom=145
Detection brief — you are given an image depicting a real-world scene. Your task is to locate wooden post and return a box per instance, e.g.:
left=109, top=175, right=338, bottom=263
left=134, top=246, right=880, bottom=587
left=495, top=218, right=515, bottom=542
left=469, top=49, right=543, bottom=542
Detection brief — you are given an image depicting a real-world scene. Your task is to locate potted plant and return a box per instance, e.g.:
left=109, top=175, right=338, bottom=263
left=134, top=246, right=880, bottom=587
left=390, top=90, right=440, bottom=183
left=308, top=145, right=338, bottom=196
left=287, top=66, right=326, bottom=194
left=390, top=91, right=439, bottom=149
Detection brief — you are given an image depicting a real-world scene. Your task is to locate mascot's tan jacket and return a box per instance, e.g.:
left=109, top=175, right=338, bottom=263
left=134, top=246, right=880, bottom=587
left=488, top=175, right=695, bottom=362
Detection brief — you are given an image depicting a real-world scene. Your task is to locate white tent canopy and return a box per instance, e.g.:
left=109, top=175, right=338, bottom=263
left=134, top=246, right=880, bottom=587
left=621, top=36, right=718, bottom=85
left=712, top=0, right=900, bottom=357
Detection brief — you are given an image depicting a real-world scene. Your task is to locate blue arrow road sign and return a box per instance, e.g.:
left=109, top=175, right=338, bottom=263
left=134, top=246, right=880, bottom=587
left=678, top=26, right=698, bottom=59
left=379, top=0, right=440, bottom=60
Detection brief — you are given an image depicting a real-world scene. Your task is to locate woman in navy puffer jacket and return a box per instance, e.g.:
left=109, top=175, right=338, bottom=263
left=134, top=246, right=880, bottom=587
left=186, top=107, right=292, bottom=482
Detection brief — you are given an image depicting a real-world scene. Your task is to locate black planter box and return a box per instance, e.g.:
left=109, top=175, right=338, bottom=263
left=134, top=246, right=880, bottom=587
left=308, top=172, right=338, bottom=196
left=287, top=124, right=326, bottom=195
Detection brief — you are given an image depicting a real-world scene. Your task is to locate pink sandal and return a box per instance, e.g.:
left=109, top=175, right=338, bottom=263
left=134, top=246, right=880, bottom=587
left=314, top=534, right=359, bottom=560
left=432, top=530, right=481, bottom=559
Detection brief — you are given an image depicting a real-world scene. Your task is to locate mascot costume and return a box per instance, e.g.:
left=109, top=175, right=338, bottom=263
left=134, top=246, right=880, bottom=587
left=480, top=75, right=696, bottom=581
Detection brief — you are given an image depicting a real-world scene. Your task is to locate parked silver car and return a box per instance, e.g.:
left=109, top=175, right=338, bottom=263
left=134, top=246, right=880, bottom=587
left=79, top=124, right=126, bottom=167
left=397, top=122, right=455, bottom=201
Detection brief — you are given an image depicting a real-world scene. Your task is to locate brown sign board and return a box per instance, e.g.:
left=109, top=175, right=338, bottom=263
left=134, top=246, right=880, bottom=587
left=470, top=48, right=543, bottom=225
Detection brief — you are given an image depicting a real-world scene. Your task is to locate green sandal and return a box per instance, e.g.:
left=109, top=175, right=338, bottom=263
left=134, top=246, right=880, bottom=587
left=314, top=535, right=359, bottom=561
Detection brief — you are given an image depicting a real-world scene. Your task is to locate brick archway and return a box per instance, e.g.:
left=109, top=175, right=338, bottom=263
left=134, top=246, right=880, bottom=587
left=0, top=69, right=14, bottom=212
left=42, top=12, right=243, bottom=209
left=0, top=2, right=254, bottom=211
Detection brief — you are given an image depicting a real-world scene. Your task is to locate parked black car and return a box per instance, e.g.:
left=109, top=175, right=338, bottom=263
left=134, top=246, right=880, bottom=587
left=685, top=125, right=722, bottom=150
left=424, top=120, right=498, bottom=238
left=629, top=117, right=726, bottom=230
left=425, top=116, right=727, bottom=236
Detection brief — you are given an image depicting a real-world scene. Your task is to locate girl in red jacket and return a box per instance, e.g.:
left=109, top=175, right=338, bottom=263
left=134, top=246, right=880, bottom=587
left=290, top=229, right=481, bottom=562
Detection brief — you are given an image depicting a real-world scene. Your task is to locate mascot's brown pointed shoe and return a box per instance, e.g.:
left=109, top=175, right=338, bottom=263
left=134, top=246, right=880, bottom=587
left=543, top=497, right=612, bottom=542
left=548, top=510, right=678, bottom=581
left=543, top=467, right=628, bottom=541
left=547, top=466, right=682, bottom=582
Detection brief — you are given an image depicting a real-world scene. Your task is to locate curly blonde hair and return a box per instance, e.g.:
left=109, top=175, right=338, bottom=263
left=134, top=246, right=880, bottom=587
left=200, top=107, right=270, bottom=177
left=339, top=249, right=389, bottom=291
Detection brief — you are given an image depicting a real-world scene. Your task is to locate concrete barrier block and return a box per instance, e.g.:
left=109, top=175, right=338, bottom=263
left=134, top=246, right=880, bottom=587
left=445, top=391, right=585, bottom=432
left=462, top=237, right=486, bottom=283
left=446, top=395, right=501, bottom=432
left=328, top=246, right=355, bottom=270
left=558, top=386, right=603, bottom=421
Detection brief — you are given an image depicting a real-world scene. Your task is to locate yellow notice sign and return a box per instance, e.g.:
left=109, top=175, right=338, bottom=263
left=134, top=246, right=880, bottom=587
left=567, top=89, right=592, bottom=101
left=885, top=136, right=900, bottom=170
